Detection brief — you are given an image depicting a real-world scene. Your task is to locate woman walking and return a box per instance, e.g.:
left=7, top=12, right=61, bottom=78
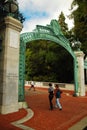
left=54, top=84, right=62, bottom=110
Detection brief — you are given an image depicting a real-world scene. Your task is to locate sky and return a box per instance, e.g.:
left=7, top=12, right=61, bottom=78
left=17, top=0, right=74, bottom=33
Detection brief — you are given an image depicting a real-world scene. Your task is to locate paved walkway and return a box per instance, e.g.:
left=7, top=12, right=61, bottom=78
left=0, top=87, right=87, bottom=130
left=69, top=116, right=87, bottom=130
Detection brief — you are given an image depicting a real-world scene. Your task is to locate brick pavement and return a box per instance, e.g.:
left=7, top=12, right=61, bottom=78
left=0, top=87, right=87, bottom=130
left=24, top=87, right=87, bottom=130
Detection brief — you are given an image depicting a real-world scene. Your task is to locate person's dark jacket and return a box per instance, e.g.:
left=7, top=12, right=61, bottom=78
left=56, top=90, right=62, bottom=98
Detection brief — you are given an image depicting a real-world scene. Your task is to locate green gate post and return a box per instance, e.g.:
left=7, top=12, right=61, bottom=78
left=73, top=58, right=78, bottom=96
left=18, top=39, right=26, bottom=102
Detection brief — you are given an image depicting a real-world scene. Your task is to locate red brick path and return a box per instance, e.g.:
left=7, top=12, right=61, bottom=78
left=0, top=108, right=27, bottom=130
left=24, top=87, right=87, bottom=130
left=0, top=86, right=87, bottom=130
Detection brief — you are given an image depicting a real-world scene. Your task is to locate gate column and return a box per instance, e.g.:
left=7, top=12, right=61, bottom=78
left=0, top=16, right=22, bottom=114
left=74, top=51, right=85, bottom=96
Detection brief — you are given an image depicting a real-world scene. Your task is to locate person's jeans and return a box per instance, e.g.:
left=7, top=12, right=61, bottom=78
left=49, top=94, right=54, bottom=110
left=56, top=98, right=62, bottom=109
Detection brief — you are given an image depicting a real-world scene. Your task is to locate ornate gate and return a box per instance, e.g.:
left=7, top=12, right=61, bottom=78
left=19, top=19, right=78, bottom=101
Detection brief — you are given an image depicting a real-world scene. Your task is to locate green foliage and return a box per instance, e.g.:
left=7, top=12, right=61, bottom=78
left=70, top=0, right=87, bottom=83
left=58, top=12, right=68, bottom=36
left=58, top=11, right=74, bottom=48
left=25, top=40, right=74, bottom=83
left=70, top=0, right=87, bottom=56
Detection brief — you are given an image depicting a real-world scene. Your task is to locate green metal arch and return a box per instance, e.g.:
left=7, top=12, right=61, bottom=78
left=18, top=19, right=78, bottom=101
left=21, top=32, right=74, bottom=57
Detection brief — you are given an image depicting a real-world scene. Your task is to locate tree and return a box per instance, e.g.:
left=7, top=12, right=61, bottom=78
left=58, top=12, right=68, bottom=37
left=70, top=0, right=87, bottom=56
left=70, top=0, right=87, bottom=83
left=25, top=39, right=74, bottom=83
left=25, top=40, right=59, bottom=82
left=57, top=12, right=74, bottom=82
left=58, top=11, right=74, bottom=47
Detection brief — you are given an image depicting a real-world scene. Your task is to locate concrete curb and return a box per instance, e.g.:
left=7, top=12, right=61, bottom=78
left=11, top=108, right=35, bottom=130
left=69, top=116, right=87, bottom=130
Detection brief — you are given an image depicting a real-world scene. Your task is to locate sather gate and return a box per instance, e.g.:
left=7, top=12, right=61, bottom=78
left=0, top=1, right=85, bottom=114
left=18, top=19, right=80, bottom=102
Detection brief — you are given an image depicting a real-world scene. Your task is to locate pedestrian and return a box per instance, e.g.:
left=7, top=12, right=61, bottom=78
left=48, top=83, right=54, bottom=110
left=54, top=84, right=62, bottom=110
left=29, top=81, right=35, bottom=91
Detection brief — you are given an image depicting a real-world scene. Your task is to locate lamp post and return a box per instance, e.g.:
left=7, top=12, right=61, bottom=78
left=3, top=0, right=18, bottom=16
left=0, top=0, right=18, bottom=17
left=0, top=0, right=25, bottom=23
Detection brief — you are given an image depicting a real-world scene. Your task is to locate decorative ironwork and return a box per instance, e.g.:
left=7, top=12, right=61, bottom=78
left=18, top=38, right=26, bottom=101
left=19, top=19, right=79, bottom=101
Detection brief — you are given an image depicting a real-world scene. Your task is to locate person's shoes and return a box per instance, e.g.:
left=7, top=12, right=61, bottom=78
left=59, top=108, right=62, bottom=110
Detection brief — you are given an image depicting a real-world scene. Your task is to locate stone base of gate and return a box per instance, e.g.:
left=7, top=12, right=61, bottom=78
left=76, top=92, right=85, bottom=97
left=0, top=103, right=19, bottom=114
left=18, top=102, right=28, bottom=109
left=0, top=102, right=28, bottom=114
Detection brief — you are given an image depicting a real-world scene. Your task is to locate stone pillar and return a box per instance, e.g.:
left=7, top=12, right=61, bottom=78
left=74, top=51, right=85, bottom=96
left=0, top=16, right=22, bottom=114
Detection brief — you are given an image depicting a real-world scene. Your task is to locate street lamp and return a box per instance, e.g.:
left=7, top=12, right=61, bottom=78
left=4, top=0, right=18, bottom=16
left=0, top=0, right=25, bottom=23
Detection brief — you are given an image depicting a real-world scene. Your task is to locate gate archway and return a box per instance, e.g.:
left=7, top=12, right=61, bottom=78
left=19, top=19, right=78, bottom=101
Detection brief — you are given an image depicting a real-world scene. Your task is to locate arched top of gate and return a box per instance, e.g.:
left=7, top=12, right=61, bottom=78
left=20, top=19, right=76, bottom=59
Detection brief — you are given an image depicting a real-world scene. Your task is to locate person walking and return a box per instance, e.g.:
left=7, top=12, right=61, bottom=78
left=29, top=81, right=35, bottom=91
left=48, top=83, right=54, bottom=110
left=54, top=84, right=62, bottom=110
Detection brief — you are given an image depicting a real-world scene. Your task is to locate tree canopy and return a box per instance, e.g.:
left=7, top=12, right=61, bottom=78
left=70, top=0, right=87, bottom=57
left=25, top=39, right=74, bottom=83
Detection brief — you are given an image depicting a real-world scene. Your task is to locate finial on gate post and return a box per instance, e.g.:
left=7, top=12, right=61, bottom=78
left=71, top=39, right=81, bottom=51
